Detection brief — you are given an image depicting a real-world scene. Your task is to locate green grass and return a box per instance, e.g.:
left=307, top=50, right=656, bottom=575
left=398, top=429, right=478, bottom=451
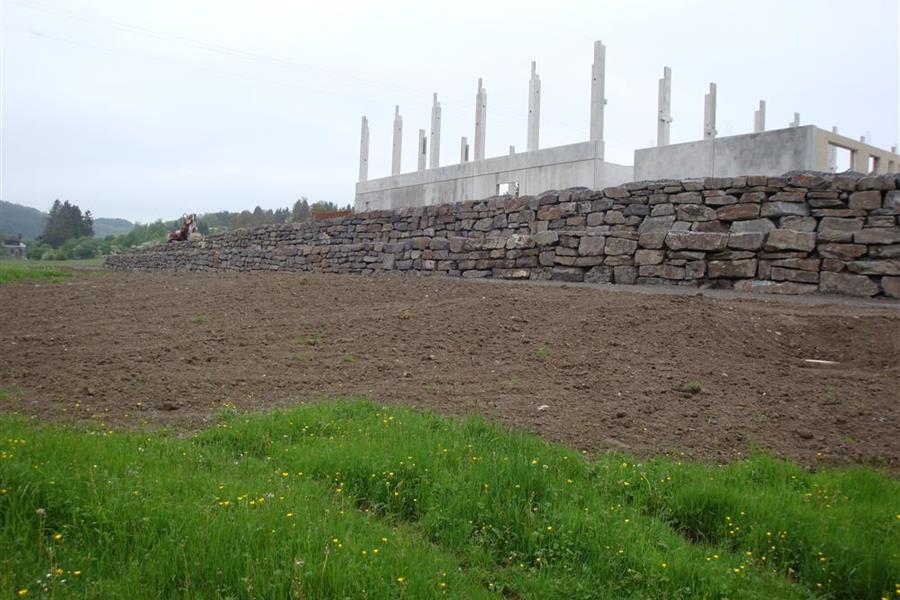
left=0, top=260, right=72, bottom=284
left=25, top=257, right=106, bottom=269
left=1, top=400, right=897, bottom=599
left=682, top=380, right=704, bottom=395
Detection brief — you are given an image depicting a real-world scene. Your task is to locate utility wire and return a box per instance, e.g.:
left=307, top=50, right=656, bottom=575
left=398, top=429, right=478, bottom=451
left=3, top=0, right=590, bottom=135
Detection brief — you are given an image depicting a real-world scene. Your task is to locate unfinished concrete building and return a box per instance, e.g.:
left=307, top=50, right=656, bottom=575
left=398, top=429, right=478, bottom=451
left=355, top=42, right=899, bottom=212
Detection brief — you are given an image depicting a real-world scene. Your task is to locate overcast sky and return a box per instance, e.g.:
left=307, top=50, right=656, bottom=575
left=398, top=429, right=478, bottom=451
left=1, top=0, right=898, bottom=223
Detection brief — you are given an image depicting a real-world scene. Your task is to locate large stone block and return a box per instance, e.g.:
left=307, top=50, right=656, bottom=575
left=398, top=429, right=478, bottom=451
left=816, top=243, right=867, bottom=259
left=584, top=266, right=612, bottom=283
left=764, top=230, right=816, bottom=252
left=676, top=204, right=717, bottom=221
left=846, top=260, right=900, bottom=276
left=550, top=266, right=584, bottom=282
left=578, top=236, right=606, bottom=256
left=671, top=191, right=702, bottom=204
left=882, top=276, right=900, bottom=298
left=707, top=259, right=757, bottom=279
left=634, top=249, right=664, bottom=265
left=533, top=230, right=559, bottom=246
left=638, top=264, right=685, bottom=279
left=537, top=205, right=562, bottom=221
left=730, top=218, right=776, bottom=234
left=761, top=202, right=809, bottom=218
left=728, top=232, right=766, bottom=251
left=605, top=237, right=638, bottom=255
left=854, top=228, right=900, bottom=245
left=664, top=231, right=728, bottom=251
left=770, top=267, right=818, bottom=283
left=819, top=272, right=879, bottom=297
left=847, top=190, right=882, bottom=210
left=717, top=204, right=760, bottom=221
left=817, top=218, right=863, bottom=243
left=614, top=265, right=637, bottom=284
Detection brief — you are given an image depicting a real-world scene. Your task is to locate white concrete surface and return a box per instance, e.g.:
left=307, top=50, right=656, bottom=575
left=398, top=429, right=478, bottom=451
left=391, top=106, right=402, bottom=177
left=417, top=129, right=427, bottom=172
left=358, top=116, right=369, bottom=183
left=356, top=140, right=633, bottom=211
left=460, top=136, right=469, bottom=163
left=430, top=93, right=441, bottom=169
left=527, top=61, right=541, bottom=152
left=635, top=125, right=900, bottom=180
left=474, top=79, right=487, bottom=161
left=703, top=82, right=717, bottom=140
left=657, top=66, right=671, bottom=147
left=589, top=41, right=606, bottom=158
left=790, top=112, right=801, bottom=128
left=753, top=100, right=766, bottom=133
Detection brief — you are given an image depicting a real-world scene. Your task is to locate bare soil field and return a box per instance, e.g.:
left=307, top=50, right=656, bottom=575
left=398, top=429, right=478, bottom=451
left=2, top=271, right=898, bottom=469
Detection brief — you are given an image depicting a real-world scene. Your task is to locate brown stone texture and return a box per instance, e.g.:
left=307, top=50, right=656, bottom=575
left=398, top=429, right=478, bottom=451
left=107, top=173, right=900, bottom=298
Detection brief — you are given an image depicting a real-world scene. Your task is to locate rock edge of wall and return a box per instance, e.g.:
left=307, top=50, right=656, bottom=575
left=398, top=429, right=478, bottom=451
left=107, top=173, right=900, bottom=299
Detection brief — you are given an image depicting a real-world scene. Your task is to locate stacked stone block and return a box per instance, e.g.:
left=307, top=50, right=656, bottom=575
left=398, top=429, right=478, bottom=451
left=106, top=173, right=900, bottom=298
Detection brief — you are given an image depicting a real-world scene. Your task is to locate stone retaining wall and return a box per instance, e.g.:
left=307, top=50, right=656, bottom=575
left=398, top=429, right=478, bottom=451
left=106, top=173, right=900, bottom=298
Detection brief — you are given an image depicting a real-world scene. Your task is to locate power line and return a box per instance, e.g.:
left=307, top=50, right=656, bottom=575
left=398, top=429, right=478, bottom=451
left=3, top=0, right=590, bottom=134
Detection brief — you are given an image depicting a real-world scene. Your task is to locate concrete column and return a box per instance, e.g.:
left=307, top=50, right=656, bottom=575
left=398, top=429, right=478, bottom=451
left=852, top=148, right=867, bottom=172
left=656, top=66, right=672, bottom=147
left=358, top=116, right=369, bottom=182
left=474, top=78, right=487, bottom=161
left=703, top=82, right=717, bottom=140
left=527, top=61, right=541, bottom=152
left=460, top=136, right=469, bottom=163
left=417, top=129, right=427, bottom=172
left=790, top=112, right=800, bottom=128
left=753, top=100, right=766, bottom=133
left=828, top=126, right=838, bottom=172
left=859, top=135, right=866, bottom=143
left=429, top=93, right=441, bottom=169
left=589, top=40, right=607, bottom=158
left=391, top=106, right=403, bottom=176
left=892, top=145, right=898, bottom=154
left=509, top=145, right=515, bottom=155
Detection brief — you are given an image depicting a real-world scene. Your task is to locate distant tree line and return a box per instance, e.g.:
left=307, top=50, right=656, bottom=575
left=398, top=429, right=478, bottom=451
left=25, top=197, right=352, bottom=260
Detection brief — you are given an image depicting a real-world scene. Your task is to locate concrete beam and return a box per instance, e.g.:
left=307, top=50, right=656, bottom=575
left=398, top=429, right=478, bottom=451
left=657, top=66, right=672, bottom=147
left=703, top=82, right=717, bottom=140
left=790, top=112, right=800, bottom=128
left=828, top=126, right=838, bottom=172
left=753, top=100, right=766, bottom=133
left=527, top=61, right=541, bottom=152
left=474, top=78, right=487, bottom=161
left=417, top=129, right=427, bottom=172
left=589, top=40, right=607, bottom=158
left=392, top=106, right=403, bottom=176
left=358, top=116, right=369, bottom=183
left=460, top=136, right=469, bottom=163
left=429, top=93, right=441, bottom=169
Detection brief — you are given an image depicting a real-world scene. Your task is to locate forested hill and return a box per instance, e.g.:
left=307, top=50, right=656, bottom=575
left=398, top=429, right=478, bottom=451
left=0, top=200, right=133, bottom=239
left=0, top=200, right=47, bottom=239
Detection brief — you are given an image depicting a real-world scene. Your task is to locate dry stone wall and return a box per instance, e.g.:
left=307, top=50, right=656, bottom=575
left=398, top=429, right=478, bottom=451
left=106, top=173, right=900, bottom=298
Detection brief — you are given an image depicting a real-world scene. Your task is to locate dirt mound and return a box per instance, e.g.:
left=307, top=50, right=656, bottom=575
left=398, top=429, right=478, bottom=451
left=2, top=271, right=898, bottom=470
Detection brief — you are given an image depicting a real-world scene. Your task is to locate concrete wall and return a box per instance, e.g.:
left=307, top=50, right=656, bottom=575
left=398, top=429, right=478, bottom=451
left=109, top=173, right=900, bottom=299
left=635, top=126, right=900, bottom=180
left=355, top=141, right=633, bottom=212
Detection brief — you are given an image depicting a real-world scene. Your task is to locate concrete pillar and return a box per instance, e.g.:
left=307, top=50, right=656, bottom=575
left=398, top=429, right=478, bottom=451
left=474, top=78, right=487, bottom=161
left=429, top=93, right=441, bottom=169
left=509, top=145, right=515, bottom=155
left=391, top=106, right=403, bottom=176
left=417, top=129, right=427, bottom=172
left=753, top=100, right=766, bottom=133
left=703, top=82, right=717, bottom=140
left=892, top=145, right=898, bottom=154
left=656, top=66, right=672, bottom=147
left=828, top=126, right=838, bottom=172
left=790, top=112, right=800, bottom=128
left=859, top=135, right=866, bottom=143
left=852, top=149, right=867, bottom=173
left=589, top=40, right=607, bottom=158
left=460, top=136, right=469, bottom=163
left=358, top=116, right=369, bottom=183
left=527, top=61, right=541, bottom=152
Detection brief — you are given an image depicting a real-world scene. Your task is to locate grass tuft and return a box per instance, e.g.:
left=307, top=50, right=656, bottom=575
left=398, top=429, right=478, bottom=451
left=1, top=400, right=896, bottom=599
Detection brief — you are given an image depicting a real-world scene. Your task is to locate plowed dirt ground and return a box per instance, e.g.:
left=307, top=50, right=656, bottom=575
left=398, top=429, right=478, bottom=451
left=2, top=271, right=898, bottom=469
